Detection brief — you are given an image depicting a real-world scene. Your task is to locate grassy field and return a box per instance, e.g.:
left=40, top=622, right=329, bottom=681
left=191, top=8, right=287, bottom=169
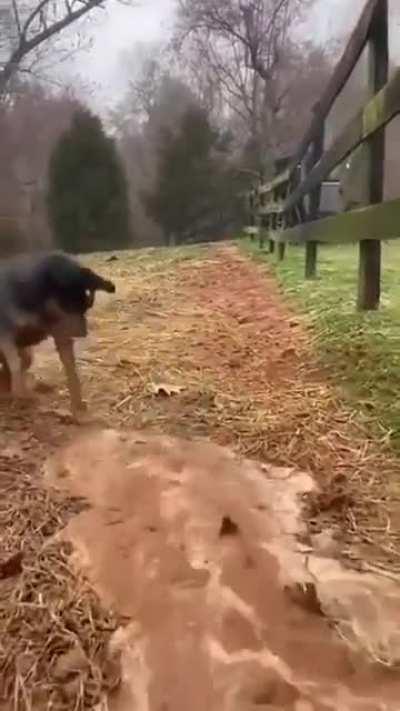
left=244, top=239, right=400, bottom=450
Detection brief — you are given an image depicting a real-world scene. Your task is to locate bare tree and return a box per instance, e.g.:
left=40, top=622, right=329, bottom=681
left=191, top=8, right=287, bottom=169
left=176, top=0, right=311, bottom=79
left=112, top=42, right=172, bottom=128
left=0, top=82, right=81, bottom=249
left=173, top=0, right=318, bottom=174
left=0, top=0, right=134, bottom=97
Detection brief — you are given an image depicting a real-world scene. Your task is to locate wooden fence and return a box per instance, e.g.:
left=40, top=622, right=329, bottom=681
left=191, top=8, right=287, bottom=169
left=248, top=0, right=399, bottom=310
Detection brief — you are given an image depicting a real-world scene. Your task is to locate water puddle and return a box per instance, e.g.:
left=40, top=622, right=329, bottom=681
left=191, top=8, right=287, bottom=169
left=44, top=429, right=400, bottom=710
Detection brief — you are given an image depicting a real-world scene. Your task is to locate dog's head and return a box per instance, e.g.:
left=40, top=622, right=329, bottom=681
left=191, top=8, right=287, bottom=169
left=43, top=253, right=115, bottom=313
left=40, top=253, right=116, bottom=338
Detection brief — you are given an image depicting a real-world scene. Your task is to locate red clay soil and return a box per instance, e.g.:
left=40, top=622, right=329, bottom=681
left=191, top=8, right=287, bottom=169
left=184, top=245, right=308, bottom=389
left=178, top=246, right=397, bottom=524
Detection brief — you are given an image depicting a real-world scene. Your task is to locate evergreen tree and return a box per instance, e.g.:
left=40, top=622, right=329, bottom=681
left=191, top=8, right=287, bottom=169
left=143, top=104, right=233, bottom=245
left=47, top=108, right=132, bottom=253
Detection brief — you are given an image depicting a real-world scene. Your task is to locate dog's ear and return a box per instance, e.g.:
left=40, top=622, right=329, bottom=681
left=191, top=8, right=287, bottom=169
left=43, top=255, right=115, bottom=295
left=81, top=267, right=116, bottom=294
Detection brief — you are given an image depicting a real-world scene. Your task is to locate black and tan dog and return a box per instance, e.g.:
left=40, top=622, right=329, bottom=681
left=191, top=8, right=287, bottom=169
left=0, top=251, right=115, bottom=417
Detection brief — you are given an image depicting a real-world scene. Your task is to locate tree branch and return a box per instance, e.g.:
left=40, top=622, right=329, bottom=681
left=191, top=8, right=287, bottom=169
left=0, top=0, right=107, bottom=95
left=11, top=0, right=22, bottom=38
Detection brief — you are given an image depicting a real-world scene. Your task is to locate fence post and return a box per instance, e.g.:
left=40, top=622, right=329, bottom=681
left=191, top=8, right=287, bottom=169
left=258, top=186, right=265, bottom=248
left=305, top=242, right=318, bottom=278
left=248, top=191, right=255, bottom=239
left=289, top=164, right=305, bottom=227
left=277, top=242, right=286, bottom=261
left=357, top=0, right=388, bottom=310
left=259, top=216, right=266, bottom=249
left=276, top=204, right=285, bottom=261
left=305, top=120, right=325, bottom=278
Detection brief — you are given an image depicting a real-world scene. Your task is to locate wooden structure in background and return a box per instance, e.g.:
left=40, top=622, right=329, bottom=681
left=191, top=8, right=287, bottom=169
left=249, top=0, right=397, bottom=310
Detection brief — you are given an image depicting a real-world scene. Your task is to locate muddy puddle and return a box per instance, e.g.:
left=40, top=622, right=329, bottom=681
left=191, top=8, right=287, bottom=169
left=44, top=429, right=400, bottom=711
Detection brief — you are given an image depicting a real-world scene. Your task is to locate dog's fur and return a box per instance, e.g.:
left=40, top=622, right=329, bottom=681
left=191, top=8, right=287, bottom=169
left=0, top=251, right=115, bottom=416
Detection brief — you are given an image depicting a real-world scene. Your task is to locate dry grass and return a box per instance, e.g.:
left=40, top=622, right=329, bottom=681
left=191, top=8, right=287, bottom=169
left=0, top=454, right=121, bottom=710
left=1, top=243, right=400, bottom=707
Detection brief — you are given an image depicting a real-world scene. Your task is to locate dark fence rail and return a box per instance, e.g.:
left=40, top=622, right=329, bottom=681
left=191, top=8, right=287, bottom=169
left=248, top=0, right=397, bottom=310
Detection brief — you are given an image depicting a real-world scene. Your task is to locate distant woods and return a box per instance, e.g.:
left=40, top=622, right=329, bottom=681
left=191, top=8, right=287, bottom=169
left=95, top=0, right=339, bottom=248
left=1, top=0, right=400, bottom=253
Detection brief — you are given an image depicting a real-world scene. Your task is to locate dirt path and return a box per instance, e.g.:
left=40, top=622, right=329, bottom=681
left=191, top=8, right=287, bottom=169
left=1, top=244, right=400, bottom=710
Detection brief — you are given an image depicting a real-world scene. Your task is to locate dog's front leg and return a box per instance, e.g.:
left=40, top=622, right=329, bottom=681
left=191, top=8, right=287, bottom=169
left=54, top=337, right=86, bottom=417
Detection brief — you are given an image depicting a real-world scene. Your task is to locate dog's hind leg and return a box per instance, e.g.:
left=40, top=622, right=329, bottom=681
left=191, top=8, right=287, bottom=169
left=0, top=339, right=30, bottom=398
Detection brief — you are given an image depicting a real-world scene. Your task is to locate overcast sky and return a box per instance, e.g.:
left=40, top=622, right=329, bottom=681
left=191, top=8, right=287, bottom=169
left=66, top=0, right=175, bottom=110
left=65, top=0, right=399, bottom=113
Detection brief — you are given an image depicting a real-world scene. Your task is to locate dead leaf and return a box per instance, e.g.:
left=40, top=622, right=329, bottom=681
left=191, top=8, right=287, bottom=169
left=0, top=551, right=23, bottom=579
left=219, top=516, right=240, bottom=537
left=150, top=382, right=185, bottom=397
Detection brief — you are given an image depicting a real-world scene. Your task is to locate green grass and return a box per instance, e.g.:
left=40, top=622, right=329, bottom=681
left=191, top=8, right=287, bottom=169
left=243, top=239, right=400, bottom=449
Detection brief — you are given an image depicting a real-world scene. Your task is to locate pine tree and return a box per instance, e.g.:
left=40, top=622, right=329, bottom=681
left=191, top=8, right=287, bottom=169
left=143, top=104, right=229, bottom=245
left=47, top=108, right=132, bottom=253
